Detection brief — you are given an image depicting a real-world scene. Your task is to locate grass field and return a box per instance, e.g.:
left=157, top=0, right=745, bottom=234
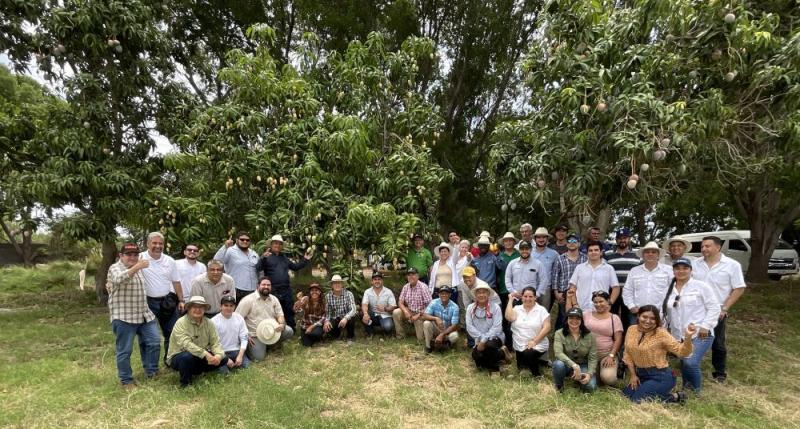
left=1, top=262, right=798, bottom=428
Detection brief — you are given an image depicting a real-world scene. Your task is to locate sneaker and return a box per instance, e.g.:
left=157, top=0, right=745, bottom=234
left=672, top=391, right=688, bottom=405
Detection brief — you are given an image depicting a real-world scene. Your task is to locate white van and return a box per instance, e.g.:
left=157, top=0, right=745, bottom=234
left=672, top=230, right=799, bottom=280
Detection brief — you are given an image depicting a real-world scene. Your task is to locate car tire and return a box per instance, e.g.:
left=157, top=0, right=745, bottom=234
left=769, top=274, right=782, bottom=281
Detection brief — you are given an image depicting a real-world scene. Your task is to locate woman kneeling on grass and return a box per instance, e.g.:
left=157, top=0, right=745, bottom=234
left=622, top=305, right=696, bottom=403
left=505, top=286, right=550, bottom=377
left=294, top=283, right=327, bottom=347
left=553, top=307, right=597, bottom=392
left=466, top=283, right=509, bottom=373
left=582, top=291, right=623, bottom=385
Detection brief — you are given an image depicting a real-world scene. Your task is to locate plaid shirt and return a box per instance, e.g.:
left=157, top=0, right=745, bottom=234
left=326, top=290, right=357, bottom=320
left=107, top=261, right=156, bottom=324
left=399, top=281, right=432, bottom=313
left=425, top=298, right=459, bottom=328
left=551, top=252, right=588, bottom=292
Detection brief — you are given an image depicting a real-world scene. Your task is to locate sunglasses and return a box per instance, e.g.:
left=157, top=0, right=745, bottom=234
left=673, top=295, right=681, bottom=308
left=567, top=238, right=578, bottom=243
left=238, top=238, right=251, bottom=242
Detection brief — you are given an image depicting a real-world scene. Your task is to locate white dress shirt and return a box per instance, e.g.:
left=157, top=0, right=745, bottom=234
left=569, top=260, right=619, bottom=311
left=691, top=255, right=746, bottom=305
left=665, top=278, right=721, bottom=340
left=139, top=252, right=180, bottom=297
left=623, top=262, right=674, bottom=310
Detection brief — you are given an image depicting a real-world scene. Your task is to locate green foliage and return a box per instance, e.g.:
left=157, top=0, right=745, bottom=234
left=144, top=29, right=452, bottom=265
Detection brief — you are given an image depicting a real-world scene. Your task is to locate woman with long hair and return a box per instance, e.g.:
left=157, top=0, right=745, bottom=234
left=583, top=291, right=623, bottom=385
left=622, top=305, right=696, bottom=403
left=293, top=283, right=327, bottom=347
left=663, top=258, right=720, bottom=393
left=552, top=307, right=597, bottom=392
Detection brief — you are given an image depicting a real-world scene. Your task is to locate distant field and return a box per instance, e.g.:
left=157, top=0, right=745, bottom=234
left=0, top=261, right=797, bottom=428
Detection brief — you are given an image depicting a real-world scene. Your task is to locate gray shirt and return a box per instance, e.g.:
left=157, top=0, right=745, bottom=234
left=190, top=273, right=236, bottom=314
left=465, top=302, right=504, bottom=344
left=214, top=245, right=260, bottom=292
left=505, top=257, right=545, bottom=297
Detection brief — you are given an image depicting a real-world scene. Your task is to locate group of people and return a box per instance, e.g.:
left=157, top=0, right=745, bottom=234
left=107, top=226, right=745, bottom=404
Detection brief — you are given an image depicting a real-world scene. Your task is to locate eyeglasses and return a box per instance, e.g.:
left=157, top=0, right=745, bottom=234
left=186, top=248, right=199, bottom=252
left=567, top=239, right=578, bottom=243
left=673, top=295, right=681, bottom=308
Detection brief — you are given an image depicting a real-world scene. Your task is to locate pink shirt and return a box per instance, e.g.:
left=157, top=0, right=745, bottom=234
left=583, top=311, right=622, bottom=354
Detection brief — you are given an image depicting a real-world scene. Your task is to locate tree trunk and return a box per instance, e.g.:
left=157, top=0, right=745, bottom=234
left=0, top=218, right=35, bottom=267
left=95, top=239, right=118, bottom=305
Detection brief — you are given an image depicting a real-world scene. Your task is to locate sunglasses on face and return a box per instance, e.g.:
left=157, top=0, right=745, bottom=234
left=567, top=239, right=578, bottom=243
left=186, top=248, right=199, bottom=252
left=238, top=238, right=251, bottom=242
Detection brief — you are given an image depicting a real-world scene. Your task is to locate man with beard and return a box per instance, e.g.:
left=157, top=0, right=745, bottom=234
left=214, top=231, right=260, bottom=302
left=236, top=277, right=294, bottom=361
left=189, top=259, right=236, bottom=318
left=256, top=234, right=313, bottom=329
left=603, top=228, right=641, bottom=329
left=139, top=232, right=184, bottom=363
left=175, top=244, right=206, bottom=304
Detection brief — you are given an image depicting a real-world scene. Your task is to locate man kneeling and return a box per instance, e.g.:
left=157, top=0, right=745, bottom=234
left=422, top=285, right=460, bottom=353
left=212, top=295, right=249, bottom=373
left=167, top=296, right=228, bottom=387
left=236, top=277, right=294, bottom=361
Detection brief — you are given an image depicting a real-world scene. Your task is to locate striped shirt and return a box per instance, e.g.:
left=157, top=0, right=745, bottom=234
left=107, top=261, right=156, bottom=324
left=551, top=252, right=588, bottom=292
left=399, top=281, right=432, bottom=313
left=603, top=249, right=641, bottom=284
left=326, top=290, right=357, bottom=320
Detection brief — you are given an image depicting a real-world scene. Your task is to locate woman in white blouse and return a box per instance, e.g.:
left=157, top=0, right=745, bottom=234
left=504, top=286, right=551, bottom=376
left=429, top=242, right=460, bottom=298
left=454, top=240, right=472, bottom=279
left=663, top=257, right=720, bottom=393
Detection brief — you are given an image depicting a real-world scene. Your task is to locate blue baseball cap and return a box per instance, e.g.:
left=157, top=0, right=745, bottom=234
left=672, top=257, right=693, bottom=268
left=616, top=228, right=632, bottom=238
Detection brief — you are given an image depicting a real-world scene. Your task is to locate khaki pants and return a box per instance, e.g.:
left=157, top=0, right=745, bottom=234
left=422, top=321, right=460, bottom=348
left=392, top=308, right=425, bottom=341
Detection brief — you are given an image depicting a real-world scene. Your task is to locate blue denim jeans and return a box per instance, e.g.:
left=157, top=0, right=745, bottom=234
left=111, top=319, right=161, bottom=384
left=681, top=335, right=714, bottom=392
left=363, top=312, right=395, bottom=336
left=218, top=350, right=250, bottom=373
left=623, top=367, right=676, bottom=403
left=552, top=360, right=597, bottom=392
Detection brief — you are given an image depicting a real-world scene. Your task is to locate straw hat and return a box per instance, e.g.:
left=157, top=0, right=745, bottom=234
left=636, top=241, right=664, bottom=258
left=533, top=227, right=551, bottom=238
left=434, top=242, right=451, bottom=255
left=500, top=232, right=517, bottom=243
left=185, top=295, right=211, bottom=311
left=256, top=319, right=281, bottom=345
left=663, top=236, right=692, bottom=252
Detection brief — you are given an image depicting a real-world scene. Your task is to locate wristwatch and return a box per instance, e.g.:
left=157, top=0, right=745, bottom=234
left=608, top=353, right=615, bottom=358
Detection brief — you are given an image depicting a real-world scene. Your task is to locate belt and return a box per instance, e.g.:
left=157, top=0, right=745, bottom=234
left=147, top=295, right=168, bottom=301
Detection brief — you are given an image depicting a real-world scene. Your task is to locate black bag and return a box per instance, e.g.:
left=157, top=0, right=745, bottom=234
left=160, top=292, right=179, bottom=315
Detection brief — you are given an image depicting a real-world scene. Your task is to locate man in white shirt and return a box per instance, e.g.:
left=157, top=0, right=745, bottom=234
left=691, top=236, right=746, bottom=383
left=568, top=241, right=619, bottom=311
left=175, top=243, right=207, bottom=302
left=212, top=295, right=249, bottom=372
left=361, top=272, right=397, bottom=337
left=139, top=232, right=183, bottom=361
left=624, top=241, right=674, bottom=325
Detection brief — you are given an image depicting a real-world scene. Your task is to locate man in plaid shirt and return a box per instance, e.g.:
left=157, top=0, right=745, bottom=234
left=551, top=233, right=587, bottom=330
left=107, top=243, right=161, bottom=388
left=324, top=275, right=357, bottom=345
left=392, top=267, right=432, bottom=341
